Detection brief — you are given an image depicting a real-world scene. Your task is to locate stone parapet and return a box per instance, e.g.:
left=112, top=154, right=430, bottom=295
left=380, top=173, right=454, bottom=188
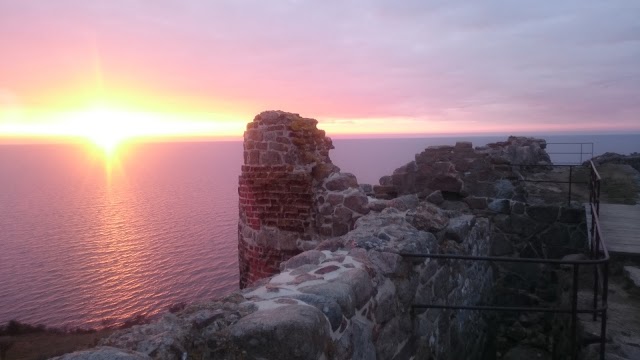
left=58, top=199, right=493, bottom=360
left=375, top=137, right=551, bottom=200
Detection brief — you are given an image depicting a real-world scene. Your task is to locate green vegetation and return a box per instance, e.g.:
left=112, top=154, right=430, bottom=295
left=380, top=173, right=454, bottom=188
left=0, top=320, right=112, bottom=360
left=596, top=163, right=639, bottom=205
left=522, top=162, right=639, bottom=206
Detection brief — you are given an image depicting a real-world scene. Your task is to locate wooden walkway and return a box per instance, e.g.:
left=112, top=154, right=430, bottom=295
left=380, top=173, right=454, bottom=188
left=588, top=203, right=640, bottom=255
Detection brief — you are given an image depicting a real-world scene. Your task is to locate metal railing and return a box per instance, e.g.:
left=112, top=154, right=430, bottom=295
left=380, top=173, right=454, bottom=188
left=402, top=160, right=609, bottom=360
left=511, top=163, right=587, bottom=206
left=546, top=142, right=594, bottom=164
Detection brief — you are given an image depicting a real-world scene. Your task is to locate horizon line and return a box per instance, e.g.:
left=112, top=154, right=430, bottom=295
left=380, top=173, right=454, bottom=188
left=2, top=131, right=640, bottom=145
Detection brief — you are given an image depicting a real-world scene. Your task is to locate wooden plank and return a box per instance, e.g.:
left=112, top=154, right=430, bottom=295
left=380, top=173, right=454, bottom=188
left=597, top=203, right=640, bottom=255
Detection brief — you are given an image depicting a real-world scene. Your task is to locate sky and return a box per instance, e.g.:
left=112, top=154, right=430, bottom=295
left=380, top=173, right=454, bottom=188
left=1, top=0, right=639, bottom=142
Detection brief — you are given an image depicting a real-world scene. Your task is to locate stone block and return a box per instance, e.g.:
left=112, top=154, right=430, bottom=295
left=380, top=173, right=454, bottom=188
left=281, top=250, right=326, bottom=270
left=490, top=231, right=514, bottom=256
left=426, top=190, right=445, bottom=205
left=558, top=206, right=584, bottom=224
left=300, top=281, right=356, bottom=318
left=493, top=179, right=515, bottom=198
left=325, top=173, right=359, bottom=191
left=406, top=203, right=449, bottom=233
left=229, top=305, right=330, bottom=360
left=332, top=268, right=374, bottom=309
left=488, top=199, right=510, bottom=214
left=526, top=204, right=559, bottom=223
left=244, top=129, right=263, bottom=142
left=261, top=151, right=282, bottom=165
left=429, top=174, right=463, bottom=193
left=464, top=196, right=488, bottom=210
left=374, top=279, right=398, bottom=324
left=311, top=162, right=340, bottom=181
left=623, top=266, right=640, bottom=294
left=352, top=319, right=376, bottom=360
left=343, top=192, right=369, bottom=214
left=445, top=215, right=476, bottom=243
left=50, top=347, right=151, bottom=360
left=374, top=317, right=407, bottom=359
left=289, top=294, right=343, bottom=331
left=373, top=185, right=398, bottom=200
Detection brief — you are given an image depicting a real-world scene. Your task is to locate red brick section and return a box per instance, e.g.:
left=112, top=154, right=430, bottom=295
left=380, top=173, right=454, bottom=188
left=238, top=165, right=313, bottom=233
left=238, top=239, right=300, bottom=287
left=237, top=111, right=337, bottom=289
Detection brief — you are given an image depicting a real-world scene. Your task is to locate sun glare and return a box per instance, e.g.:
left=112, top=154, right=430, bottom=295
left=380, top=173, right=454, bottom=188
left=66, top=107, right=144, bottom=155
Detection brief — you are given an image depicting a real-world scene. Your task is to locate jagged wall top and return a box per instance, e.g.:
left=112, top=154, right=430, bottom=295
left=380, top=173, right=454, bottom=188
left=243, top=111, right=335, bottom=173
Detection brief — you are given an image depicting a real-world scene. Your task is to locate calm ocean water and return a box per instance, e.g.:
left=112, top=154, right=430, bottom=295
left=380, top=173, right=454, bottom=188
left=1, top=134, right=638, bottom=329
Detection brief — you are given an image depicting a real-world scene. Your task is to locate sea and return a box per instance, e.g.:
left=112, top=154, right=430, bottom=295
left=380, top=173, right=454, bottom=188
left=1, top=134, right=638, bottom=329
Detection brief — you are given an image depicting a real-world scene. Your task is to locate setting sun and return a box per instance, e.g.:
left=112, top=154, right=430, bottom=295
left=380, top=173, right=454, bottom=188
left=68, top=107, right=135, bottom=154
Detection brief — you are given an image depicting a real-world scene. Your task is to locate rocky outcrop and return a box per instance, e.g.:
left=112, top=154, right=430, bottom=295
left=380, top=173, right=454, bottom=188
left=238, top=111, right=369, bottom=288
left=587, top=152, right=640, bottom=173
left=374, top=136, right=549, bottom=201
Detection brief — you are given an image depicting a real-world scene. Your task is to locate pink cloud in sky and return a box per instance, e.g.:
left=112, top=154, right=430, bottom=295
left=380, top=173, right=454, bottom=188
left=0, top=0, right=639, bottom=135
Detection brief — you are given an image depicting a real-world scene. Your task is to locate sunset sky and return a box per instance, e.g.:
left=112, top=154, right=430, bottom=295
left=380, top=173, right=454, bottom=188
left=1, top=0, right=639, bottom=143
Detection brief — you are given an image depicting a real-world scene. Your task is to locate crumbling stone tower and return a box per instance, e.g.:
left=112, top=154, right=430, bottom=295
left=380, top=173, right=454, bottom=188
left=237, top=111, right=369, bottom=288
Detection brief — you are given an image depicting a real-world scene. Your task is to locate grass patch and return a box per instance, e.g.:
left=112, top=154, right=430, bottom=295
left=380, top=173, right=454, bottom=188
left=0, top=320, right=112, bottom=360
left=597, top=164, right=639, bottom=204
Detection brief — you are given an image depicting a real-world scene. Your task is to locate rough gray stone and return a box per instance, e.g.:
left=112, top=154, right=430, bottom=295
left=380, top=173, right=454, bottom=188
left=359, top=183, right=374, bottom=195
left=502, top=345, right=551, bottom=360
left=406, top=203, right=449, bottom=233
left=526, top=204, right=559, bottom=223
left=51, top=347, right=152, bottom=360
left=488, top=199, right=510, bottom=214
left=374, top=317, right=407, bottom=360
left=289, top=294, right=343, bottom=331
left=429, top=173, right=464, bottom=193
left=426, top=190, right=445, bottom=205
left=333, top=205, right=354, bottom=223
left=100, top=313, right=189, bottom=359
left=332, top=268, right=374, bottom=309
left=229, top=305, right=330, bottom=360
left=464, top=196, right=488, bottom=210
left=352, top=318, right=376, bottom=360
left=510, top=200, right=526, bottom=215
left=367, top=251, right=404, bottom=276
left=300, top=281, right=356, bottom=318
left=623, top=266, right=640, bottom=292
left=490, top=232, right=514, bottom=256
left=344, top=192, right=370, bottom=214
left=387, top=194, right=420, bottom=211
left=558, top=206, right=584, bottom=224
left=367, top=199, right=389, bottom=212
left=540, top=223, right=570, bottom=249
left=494, top=179, right=515, bottom=198
left=445, top=215, right=476, bottom=242
left=327, top=193, right=344, bottom=206
left=374, top=279, right=398, bottom=324
left=281, top=250, right=326, bottom=271
left=325, top=173, right=358, bottom=191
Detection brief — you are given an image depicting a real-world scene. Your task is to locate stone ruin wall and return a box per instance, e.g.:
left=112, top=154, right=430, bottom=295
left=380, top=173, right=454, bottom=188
left=372, top=136, right=590, bottom=357
left=66, top=205, right=494, bottom=360
left=58, top=111, right=591, bottom=360
left=238, top=111, right=369, bottom=288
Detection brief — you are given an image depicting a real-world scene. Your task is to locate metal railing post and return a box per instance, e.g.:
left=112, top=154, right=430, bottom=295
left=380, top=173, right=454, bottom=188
left=572, top=264, right=580, bottom=360
left=568, top=165, right=573, bottom=205
left=593, top=218, right=599, bottom=321
left=600, top=262, right=609, bottom=360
